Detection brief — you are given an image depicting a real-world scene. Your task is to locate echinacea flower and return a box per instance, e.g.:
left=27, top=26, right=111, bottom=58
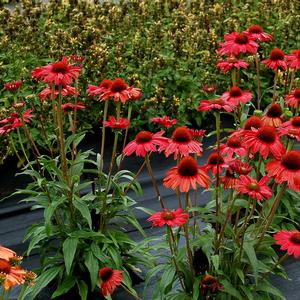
left=98, top=267, right=123, bottom=296
left=61, top=102, right=85, bottom=112
left=151, top=116, right=177, bottom=128
left=266, top=150, right=300, bottom=191
left=87, top=79, right=113, bottom=97
left=39, top=84, right=77, bottom=101
left=243, top=116, right=263, bottom=130
left=229, top=159, right=252, bottom=175
left=188, top=129, right=206, bottom=139
left=203, top=152, right=229, bottom=175
left=201, top=274, right=223, bottom=296
left=23, top=271, right=37, bottom=287
left=0, top=246, right=16, bottom=261
left=285, top=88, right=300, bottom=108
left=4, top=80, right=22, bottom=91
left=0, top=258, right=26, bottom=290
left=163, top=156, right=210, bottom=192
left=161, top=126, right=203, bottom=159
left=221, top=86, right=253, bottom=105
left=285, top=50, right=300, bottom=70
left=103, top=116, right=130, bottom=129
left=235, top=175, right=272, bottom=201
left=32, top=57, right=82, bottom=85
left=218, top=32, right=258, bottom=56
left=274, top=230, right=300, bottom=258
left=197, top=98, right=235, bottom=112
left=243, top=126, right=285, bottom=159
left=123, top=131, right=168, bottom=157
left=100, top=78, right=131, bottom=102
left=203, top=84, right=217, bottom=94
left=147, top=208, right=188, bottom=227
left=127, top=86, right=142, bottom=101
left=217, top=56, right=249, bottom=73
left=262, top=48, right=287, bottom=71
left=278, top=116, right=300, bottom=141
left=245, top=25, right=273, bottom=42
left=219, top=136, right=247, bottom=158
left=261, top=103, right=283, bottom=127
left=220, top=170, right=238, bottom=189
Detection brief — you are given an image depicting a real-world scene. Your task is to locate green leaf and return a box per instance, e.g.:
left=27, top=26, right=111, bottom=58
left=255, top=281, right=286, bottom=299
left=243, top=241, right=258, bottom=284
left=211, top=255, right=219, bottom=271
left=73, top=198, right=92, bottom=229
left=220, top=279, right=243, bottom=300
left=84, top=251, right=99, bottom=290
left=51, top=277, right=75, bottom=298
left=29, top=266, right=63, bottom=300
left=76, top=280, right=88, bottom=300
left=63, top=238, right=78, bottom=275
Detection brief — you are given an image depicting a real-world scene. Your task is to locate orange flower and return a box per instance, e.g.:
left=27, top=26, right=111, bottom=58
left=0, top=246, right=16, bottom=261
left=0, top=259, right=26, bottom=290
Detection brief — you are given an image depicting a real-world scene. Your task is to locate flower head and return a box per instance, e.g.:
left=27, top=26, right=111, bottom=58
left=163, top=156, right=210, bottom=192
left=0, top=246, right=16, bottom=261
left=221, top=86, right=253, bottom=105
left=151, top=116, right=177, bottom=128
left=243, top=116, right=263, bottom=130
left=32, top=57, right=82, bottom=85
left=219, top=136, right=247, bottom=158
left=201, top=274, right=223, bottom=296
left=100, top=78, right=132, bottom=102
left=39, top=84, right=77, bottom=101
left=98, top=267, right=123, bottom=296
left=203, top=152, right=228, bottom=175
left=203, top=84, right=217, bottom=94
left=161, top=126, right=203, bottom=159
left=4, top=80, right=22, bottom=91
left=188, top=129, right=206, bottom=140
left=285, top=88, right=300, bottom=108
left=243, top=126, right=285, bottom=159
left=261, top=103, right=283, bottom=127
left=235, top=175, right=272, bottom=201
left=123, top=131, right=168, bottom=157
left=266, top=150, right=300, bottom=191
left=217, top=56, right=249, bottom=73
left=103, top=116, right=130, bottom=129
left=61, top=102, right=85, bottom=112
left=285, top=50, right=300, bottom=70
left=274, top=230, right=300, bottom=258
left=245, top=25, right=273, bottom=41
left=220, top=170, right=238, bottom=189
left=23, top=271, right=37, bottom=287
left=218, top=32, right=258, bottom=56
left=262, top=48, right=287, bottom=71
left=147, top=208, right=188, bottom=227
left=87, top=79, right=113, bottom=97
left=197, top=98, right=235, bottom=112
left=278, top=116, right=300, bottom=141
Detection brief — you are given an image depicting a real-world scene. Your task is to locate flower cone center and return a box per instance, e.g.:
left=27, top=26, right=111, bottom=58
left=0, top=259, right=11, bottom=274
left=227, top=136, right=241, bottom=148
left=172, top=127, right=192, bottom=143
left=111, top=78, right=127, bottom=92
left=100, top=79, right=112, bottom=89
left=229, top=86, right=242, bottom=97
left=291, top=233, right=300, bottom=244
left=293, top=89, right=300, bottom=99
left=208, top=153, right=224, bottom=165
left=247, top=182, right=260, bottom=191
left=291, top=117, right=300, bottom=127
left=248, top=25, right=263, bottom=34
left=211, top=99, right=225, bottom=105
left=235, top=33, right=249, bottom=44
left=99, top=267, right=113, bottom=282
left=266, top=104, right=282, bottom=118
left=52, top=61, right=69, bottom=73
left=178, top=157, right=198, bottom=177
left=256, top=126, right=277, bottom=143
left=281, top=151, right=300, bottom=171
left=135, top=131, right=152, bottom=144
left=244, top=116, right=263, bottom=130
left=161, top=211, right=175, bottom=220
left=270, top=48, right=285, bottom=61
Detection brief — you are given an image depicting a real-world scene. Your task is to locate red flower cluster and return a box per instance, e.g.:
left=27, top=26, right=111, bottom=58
left=262, top=48, right=287, bottom=71
left=286, top=49, right=300, bottom=70
left=285, top=88, right=300, bottom=108
left=4, top=80, right=23, bottom=91
left=98, top=267, right=123, bottom=296
left=245, top=25, right=273, bottom=42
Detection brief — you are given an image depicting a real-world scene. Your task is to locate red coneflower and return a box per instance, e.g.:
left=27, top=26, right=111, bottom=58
left=203, top=84, right=217, bottom=94
left=278, top=116, right=300, bottom=141
left=188, top=129, right=206, bottom=140
left=201, top=274, right=223, bottom=296
left=151, top=116, right=177, bottom=128
left=243, top=116, right=263, bottom=130
left=32, top=57, right=82, bottom=85
left=245, top=25, right=273, bottom=42
left=203, top=152, right=229, bottom=175
left=163, top=156, right=210, bottom=192
left=0, top=259, right=26, bottom=290
left=220, top=170, right=238, bottom=189
left=147, top=208, right=188, bottom=227
left=229, top=159, right=252, bottom=175
left=285, top=88, right=300, bottom=108
left=219, top=136, right=247, bottom=158
left=123, top=131, right=168, bottom=157
left=262, top=48, right=287, bottom=71
left=235, top=175, right=272, bottom=201
left=266, top=150, right=300, bottom=191
left=98, top=267, right=123, bottom=296
left=218, top=32, right=258, bottom=56
left=221, top=86, right=253, bottom=105
left=61, top=102, right=85, bottom=112
left=197, top=98, right=235, bottom=112
left=0, top=246, right=16, bottom=261
left=285, top=49, right=300, bottom=70
left=4, top=80, right=23, bottom=91
left=39, top=84, right=77, bottom=101
left=127, top=86, right=142, bottom=101
left=161, top=126, right=203, bottom=159
left=217, top=56, right=249, bottom=73
left=103, top=116, right=130, bottom=129
left=243, top=126, right=285, bottom=159
left=261, top=103, right=283, bottom=127
left=87, top=79, right=113, bottom=97
left=100, top=78, right=132, bottom=102
left=274, top=230, right=300, bottom=258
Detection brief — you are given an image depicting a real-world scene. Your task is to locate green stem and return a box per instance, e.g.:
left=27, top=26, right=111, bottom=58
left=215, top=111, right=221, bottom=239
left=4, top=289, right=10, bottom=300
left=272, top=70, right=278, bottom=104
left=289, top=70, right=295, bottom=92
left=17, top=286, right=27, bottom=300
left=1, top=288, right=5, bottom=300
left=255, top=53, right=261, bottom=110
left=99, top=101, right=109, bottom=182
left=9, top=135, right=24, bottom=165
left=262, top=253, right=289, bottom=279
left=231, top=68, right=237, bottom=86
